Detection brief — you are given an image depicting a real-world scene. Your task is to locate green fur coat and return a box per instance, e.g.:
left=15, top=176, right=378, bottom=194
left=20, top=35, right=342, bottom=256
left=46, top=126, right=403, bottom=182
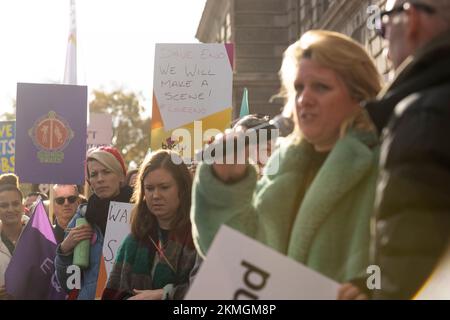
left=191, top=129, right=379, bottom=283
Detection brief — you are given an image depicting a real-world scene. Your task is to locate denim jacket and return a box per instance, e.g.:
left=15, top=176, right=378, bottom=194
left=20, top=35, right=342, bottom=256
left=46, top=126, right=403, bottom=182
left=54, top=204, right=104, bottom=300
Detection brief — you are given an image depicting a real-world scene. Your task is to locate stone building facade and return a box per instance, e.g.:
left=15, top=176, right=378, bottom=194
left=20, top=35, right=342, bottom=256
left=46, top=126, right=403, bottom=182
left=196, top=0, right=389, bottom=119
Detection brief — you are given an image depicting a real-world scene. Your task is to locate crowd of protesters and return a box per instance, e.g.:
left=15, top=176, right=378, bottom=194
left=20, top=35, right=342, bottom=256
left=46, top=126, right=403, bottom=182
left=1, top=0, right=449, bottom=300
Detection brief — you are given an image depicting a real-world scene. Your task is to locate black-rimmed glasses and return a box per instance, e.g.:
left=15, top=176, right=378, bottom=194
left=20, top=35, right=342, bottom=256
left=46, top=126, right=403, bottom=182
left=376, top=2, right=436, bottom=38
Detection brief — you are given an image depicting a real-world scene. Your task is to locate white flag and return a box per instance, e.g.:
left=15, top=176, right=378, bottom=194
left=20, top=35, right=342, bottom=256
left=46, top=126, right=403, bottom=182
left=63, top=0, right=77, bottom=85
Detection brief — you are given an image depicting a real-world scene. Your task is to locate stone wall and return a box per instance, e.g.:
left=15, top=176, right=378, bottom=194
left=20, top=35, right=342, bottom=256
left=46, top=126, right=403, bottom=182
left=196, top=0, right=390, bottom=119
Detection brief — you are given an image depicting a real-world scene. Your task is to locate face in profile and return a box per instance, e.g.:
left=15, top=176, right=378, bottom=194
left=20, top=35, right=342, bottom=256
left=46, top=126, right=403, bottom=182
left=0, top=190, right=24, bottom=226
left=294, top=58, right=359, bottom=151
left=143, top=168, right=180, bottom=228
left=88, top=160, right=122, bottom=199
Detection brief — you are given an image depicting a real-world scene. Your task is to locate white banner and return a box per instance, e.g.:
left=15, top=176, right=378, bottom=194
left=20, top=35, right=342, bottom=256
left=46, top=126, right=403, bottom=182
left=103, top=201, right=133, bottom=278
left=186, top=225, right=339, bottom=300
left=153, top=43, right=232, bottom=131
left=87, top=113, right=113, bottom=149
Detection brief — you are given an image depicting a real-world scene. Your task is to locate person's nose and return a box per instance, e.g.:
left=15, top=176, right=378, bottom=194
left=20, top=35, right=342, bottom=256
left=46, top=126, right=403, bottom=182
left=296, top=87, right=315, bottom=109
left=152, top=188, right=162, bottom=199
left=96, top=172, right=106, bottom=183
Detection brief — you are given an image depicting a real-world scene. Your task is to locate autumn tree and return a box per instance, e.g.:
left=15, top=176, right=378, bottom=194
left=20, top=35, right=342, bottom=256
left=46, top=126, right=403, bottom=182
left=89, top=89, right=151, bottom=168
left=0, top=100, right=16, bottom=120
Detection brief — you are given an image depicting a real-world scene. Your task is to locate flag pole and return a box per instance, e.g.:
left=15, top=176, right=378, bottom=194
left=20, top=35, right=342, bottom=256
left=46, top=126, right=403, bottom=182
left=49, top=0, right=80, bottom=223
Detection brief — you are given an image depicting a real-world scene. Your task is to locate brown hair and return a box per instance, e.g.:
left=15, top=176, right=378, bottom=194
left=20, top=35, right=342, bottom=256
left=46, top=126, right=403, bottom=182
left=0, top=173, right=23, bottom=201
left=130, top=150, right=192, bottom=241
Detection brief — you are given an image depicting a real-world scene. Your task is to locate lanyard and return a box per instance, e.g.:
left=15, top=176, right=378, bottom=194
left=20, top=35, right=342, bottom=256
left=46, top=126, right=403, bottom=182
left=148, top=234, right=176, bottom=273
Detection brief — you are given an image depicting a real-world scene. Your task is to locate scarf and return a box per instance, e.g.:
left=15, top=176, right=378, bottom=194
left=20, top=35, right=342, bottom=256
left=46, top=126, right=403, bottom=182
left=85, top=185, right=133, bottom=236
left=102, top=223, right=196, bottom=300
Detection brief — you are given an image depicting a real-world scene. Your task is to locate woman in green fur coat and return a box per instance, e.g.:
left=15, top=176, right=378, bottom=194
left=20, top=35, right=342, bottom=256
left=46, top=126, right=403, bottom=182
left=191, top=30, right=382, bottom=299
left=103, top=150, right=197, bottom=300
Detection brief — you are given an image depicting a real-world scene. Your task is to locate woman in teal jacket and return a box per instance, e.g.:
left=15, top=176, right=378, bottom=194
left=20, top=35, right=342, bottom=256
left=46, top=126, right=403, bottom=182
left=191, top=30, right=382, bottom=293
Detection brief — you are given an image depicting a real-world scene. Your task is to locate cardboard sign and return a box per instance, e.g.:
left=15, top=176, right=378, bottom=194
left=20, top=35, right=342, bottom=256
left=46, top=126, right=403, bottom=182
left=185, top=226, right=339, bottom=300
left=102, top=201, right=134, bottom=278
left=414, top=243, right=450, bottom=300
left=87, top=113, right=113, bottom=150
left=0, top=121, right=15, bottom=173
left=15, top=83, right=87, bottom=184
left=153, top=43, right=233, bottom=131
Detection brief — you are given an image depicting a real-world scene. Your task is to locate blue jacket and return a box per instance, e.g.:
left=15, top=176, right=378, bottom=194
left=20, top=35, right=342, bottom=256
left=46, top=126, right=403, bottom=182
left=54, top=204, right=104, bottom=300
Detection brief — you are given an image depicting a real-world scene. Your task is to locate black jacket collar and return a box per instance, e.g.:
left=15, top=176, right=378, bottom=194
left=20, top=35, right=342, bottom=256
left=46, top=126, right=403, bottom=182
left=364, top=30, right=450, bottom=132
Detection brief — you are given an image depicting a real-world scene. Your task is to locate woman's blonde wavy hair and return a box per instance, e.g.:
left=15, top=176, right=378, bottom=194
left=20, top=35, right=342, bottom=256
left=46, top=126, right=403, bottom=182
left=279, top=30, right=382, bottom=138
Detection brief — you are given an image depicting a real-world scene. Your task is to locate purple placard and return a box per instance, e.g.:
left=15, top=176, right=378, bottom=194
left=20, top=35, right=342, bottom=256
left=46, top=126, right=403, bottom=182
left=15, top=83, right=87, bottom=184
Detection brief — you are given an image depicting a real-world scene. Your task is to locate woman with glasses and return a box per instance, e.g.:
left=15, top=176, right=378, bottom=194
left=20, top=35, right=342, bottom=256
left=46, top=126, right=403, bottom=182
left=102, top=150, right=197, bottom=300
left=0, top=174, right=28, bottom=299
left=55, top=146, right=133, bottom=300
left=191, top=30, right=382, bottom=299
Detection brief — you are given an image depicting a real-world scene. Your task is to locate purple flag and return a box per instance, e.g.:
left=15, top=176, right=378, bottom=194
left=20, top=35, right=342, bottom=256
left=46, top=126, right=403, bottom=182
left=5, top=200, right=67, bottom=300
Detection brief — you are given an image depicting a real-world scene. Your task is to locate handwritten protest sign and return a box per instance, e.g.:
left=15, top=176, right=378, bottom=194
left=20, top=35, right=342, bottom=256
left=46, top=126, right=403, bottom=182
left=102, top=201, right=134, bottom=278
left=151, top=44, right=233, bottom=159
left=153, top=43, right=233, bottom=131
left=185, top=225, right=340, bottom=300
left=0, top=121, right=15, bottom=173
left=87, top=113, right=113, bottom=150
left=95, top=201, right=133, bottom=298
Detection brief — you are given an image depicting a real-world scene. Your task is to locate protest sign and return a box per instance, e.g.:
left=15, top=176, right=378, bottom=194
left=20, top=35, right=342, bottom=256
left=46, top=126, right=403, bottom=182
left=102, top=201, right=133, bottom=277
left=151, top=43, right=233, bottom=159
left=87, top=113, right=113, bottom=150
left=185, top=225, right=340, bottom=300
left=414, top=243, right=450, bottom=299
left=94, top=201, right=134, bottom=298
left=15, top=83, right=87, bottom=184
left=153, top=43, right=233, bottom=131
left=0, top=121, right=15, bottom=173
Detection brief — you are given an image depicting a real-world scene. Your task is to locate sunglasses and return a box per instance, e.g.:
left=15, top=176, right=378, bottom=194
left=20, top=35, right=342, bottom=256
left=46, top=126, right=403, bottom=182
left=376, top=2, right=436, bottom=39
left=54, top=196, right=78, bottom=205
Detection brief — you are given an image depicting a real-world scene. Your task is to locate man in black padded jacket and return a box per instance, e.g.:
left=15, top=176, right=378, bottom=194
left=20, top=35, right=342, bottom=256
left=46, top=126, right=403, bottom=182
left=365, top=0, right=450, bottom=299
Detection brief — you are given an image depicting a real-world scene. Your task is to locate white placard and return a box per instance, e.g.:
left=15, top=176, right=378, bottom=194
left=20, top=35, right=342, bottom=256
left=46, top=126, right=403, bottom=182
left=415, top=243, right=450, bottom=300
left=103, top=201, right=134, bottom=278
left=153, top=43, right=232, bottom=131
left=186, top=225, right=340, bottom=300
left=87, top=113, right=113, bottom=149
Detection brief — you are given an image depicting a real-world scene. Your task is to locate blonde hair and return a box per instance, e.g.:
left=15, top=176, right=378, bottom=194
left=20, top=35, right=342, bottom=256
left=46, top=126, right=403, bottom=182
left=279, top=30, right=382, bottom=137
